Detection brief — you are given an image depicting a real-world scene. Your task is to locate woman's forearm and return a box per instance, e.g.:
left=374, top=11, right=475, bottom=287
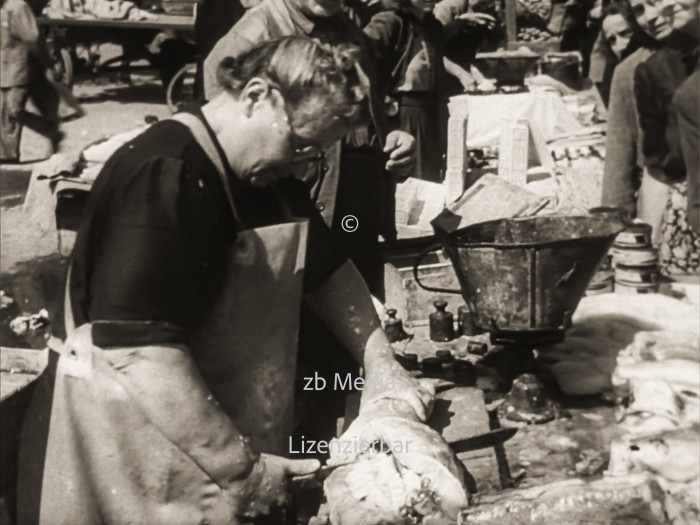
left=306, top=260, right=434, bottom=418
left=304, top=260, right=386, bottom=364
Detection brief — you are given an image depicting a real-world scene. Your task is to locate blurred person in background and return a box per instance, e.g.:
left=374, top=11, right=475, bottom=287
left=602, top=0, right=671, bottom=238
left=1, top=0, right=62, bottom=163
left=588, top=2, right=635, bottom=105
left=344, top=0, right=384, bottom=27
left=634, top=0, right=699, bottom=274
left=193, top=0, right=245, bottom=98
left=363, top=0, right=482, bottom=181
left=433, top=0, right=497, bottom=95
left=549, top=0, right=598, bottom=75
left=668, top=68, right=699, bottom=233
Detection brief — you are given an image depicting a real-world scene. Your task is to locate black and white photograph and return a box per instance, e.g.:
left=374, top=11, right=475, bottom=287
left=0, top=0, right=698, bottom=522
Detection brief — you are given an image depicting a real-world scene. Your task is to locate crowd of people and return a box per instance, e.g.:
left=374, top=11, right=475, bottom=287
left=1, top=0, right=698, bottom=522
left=598, top=0, right=699, bottom=274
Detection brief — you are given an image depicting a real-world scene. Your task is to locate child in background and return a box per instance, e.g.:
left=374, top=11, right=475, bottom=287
left=1, top=0, right=62, bottom=163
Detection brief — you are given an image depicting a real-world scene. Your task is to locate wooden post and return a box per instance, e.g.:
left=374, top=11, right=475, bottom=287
left=505, top=0, right=518, bottom=45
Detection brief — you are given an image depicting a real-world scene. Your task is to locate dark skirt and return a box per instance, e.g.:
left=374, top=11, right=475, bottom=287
left=395, top=93, right=444, bottom=183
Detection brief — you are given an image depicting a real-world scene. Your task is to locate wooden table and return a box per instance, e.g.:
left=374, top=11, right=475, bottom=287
left=37, top=13, right=194, bottom=31
left=37, top=14, right=195, bottom=90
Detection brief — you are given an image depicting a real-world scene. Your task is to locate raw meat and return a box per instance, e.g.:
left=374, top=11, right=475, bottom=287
left=609, top=427, right=700, bottom=484
left=323, top=392, right=469, bottom=524
left=613, top=360, right=700, bottom=397
left=458, top=474, right=669, bottom=525
left=537, top=294, right=699, bottom=396
left=622, top=331, right=700, bottom=363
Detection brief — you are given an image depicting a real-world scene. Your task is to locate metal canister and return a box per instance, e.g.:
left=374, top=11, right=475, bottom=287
left=395, top=352, right=418, bottom=370
left=467, top=340, right=488, bottom=356
left=585, top=279, right=614, bottom=295
left=457, top=305, right=482, bottom=336
left=435, top=350, right=455, bottom=363
left=615, top=281, right=659, bottom=294
left=421, top=357, right=443, bottom=375
left=613, top=223, right=652, bottom=248
left=611, top=246, right=658, bottom=266
left=615, top=263, right=659, bottom=285
left=429, top=300, right=455, bottom=342
left=384, top=308, right=410, bottom=342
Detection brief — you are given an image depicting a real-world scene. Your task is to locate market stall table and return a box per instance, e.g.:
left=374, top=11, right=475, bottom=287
left=453, top=90, right=583, bottom=149
left=38, top=14, right=195, bottom=107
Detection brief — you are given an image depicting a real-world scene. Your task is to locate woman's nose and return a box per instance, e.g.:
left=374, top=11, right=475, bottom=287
left=658, top=0, right=676, bottom=15
left=646, top=1, right=660, bottom=21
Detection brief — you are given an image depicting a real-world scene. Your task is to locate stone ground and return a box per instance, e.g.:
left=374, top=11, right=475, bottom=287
left=1, top=52, right=171, bottom=348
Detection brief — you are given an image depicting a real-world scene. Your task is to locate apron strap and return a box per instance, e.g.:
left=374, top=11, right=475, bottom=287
left=170, top=112, right=243, bottom=225
left=63, top=265, right=76, bottom=338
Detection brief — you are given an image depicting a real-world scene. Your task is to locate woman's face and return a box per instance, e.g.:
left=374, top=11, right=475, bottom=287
left=243, top=92, right=347, bottom=187
left=602, top=13, right=633, bottom=58
left=629, top=0, right=672, bottom=40
left=657, top=0, right=699, bottom=30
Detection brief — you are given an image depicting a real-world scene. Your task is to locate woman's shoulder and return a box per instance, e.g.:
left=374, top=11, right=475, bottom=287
left=116, top=120, right=198, bottom=167
left=612, top=47, right=653, bottom=86
left=95, top=119, right=208, bottom=196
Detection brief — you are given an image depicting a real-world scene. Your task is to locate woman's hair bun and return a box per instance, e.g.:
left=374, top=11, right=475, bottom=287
left=216, top=36, right=370, bottom=131
left=330, top=43, right=362, bottom=74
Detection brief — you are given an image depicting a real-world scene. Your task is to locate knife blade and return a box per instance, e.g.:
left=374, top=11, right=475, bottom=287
left=448, top=427, right=517, bottom=454
left=291, top=427, right=518, bottom=492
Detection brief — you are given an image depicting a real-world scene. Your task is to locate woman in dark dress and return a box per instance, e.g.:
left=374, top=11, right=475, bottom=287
left=17, top=37, right=432, bottom=524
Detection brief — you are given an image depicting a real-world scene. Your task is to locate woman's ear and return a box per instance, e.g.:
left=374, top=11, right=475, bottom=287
left=241, top=77, right=272, bottom=117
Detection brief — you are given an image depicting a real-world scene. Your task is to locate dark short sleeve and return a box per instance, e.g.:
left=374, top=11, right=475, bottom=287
left=58, top=120, right=234, bottom=348
left=85, top=156, right=214, bottom=345
left=273, top=179, right=349, bottom=292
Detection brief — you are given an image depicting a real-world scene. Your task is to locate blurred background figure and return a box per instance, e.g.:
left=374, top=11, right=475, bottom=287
left=364, top=0, right=449, bottom=182
left=1, top=0, right=62, bottom=163
left=193, top=0, right=245, bottom=99
left=634, top=0, right=699, bottom=275
left=669, top=68, right=699, bottom=234
left=364, top=0, right=481, bottom=181
left=588, top=2, right=634, bottom=105
left=549, top=0, right=598, bottom=75
left=434, top=0, right=497, bottom=96
left=602, top=0, right=671, bottom=237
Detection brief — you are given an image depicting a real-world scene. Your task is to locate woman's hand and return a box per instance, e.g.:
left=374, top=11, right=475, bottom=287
left=236, top=454, right=321, bottom=519
left=384, top=130, right=416, bottom=174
